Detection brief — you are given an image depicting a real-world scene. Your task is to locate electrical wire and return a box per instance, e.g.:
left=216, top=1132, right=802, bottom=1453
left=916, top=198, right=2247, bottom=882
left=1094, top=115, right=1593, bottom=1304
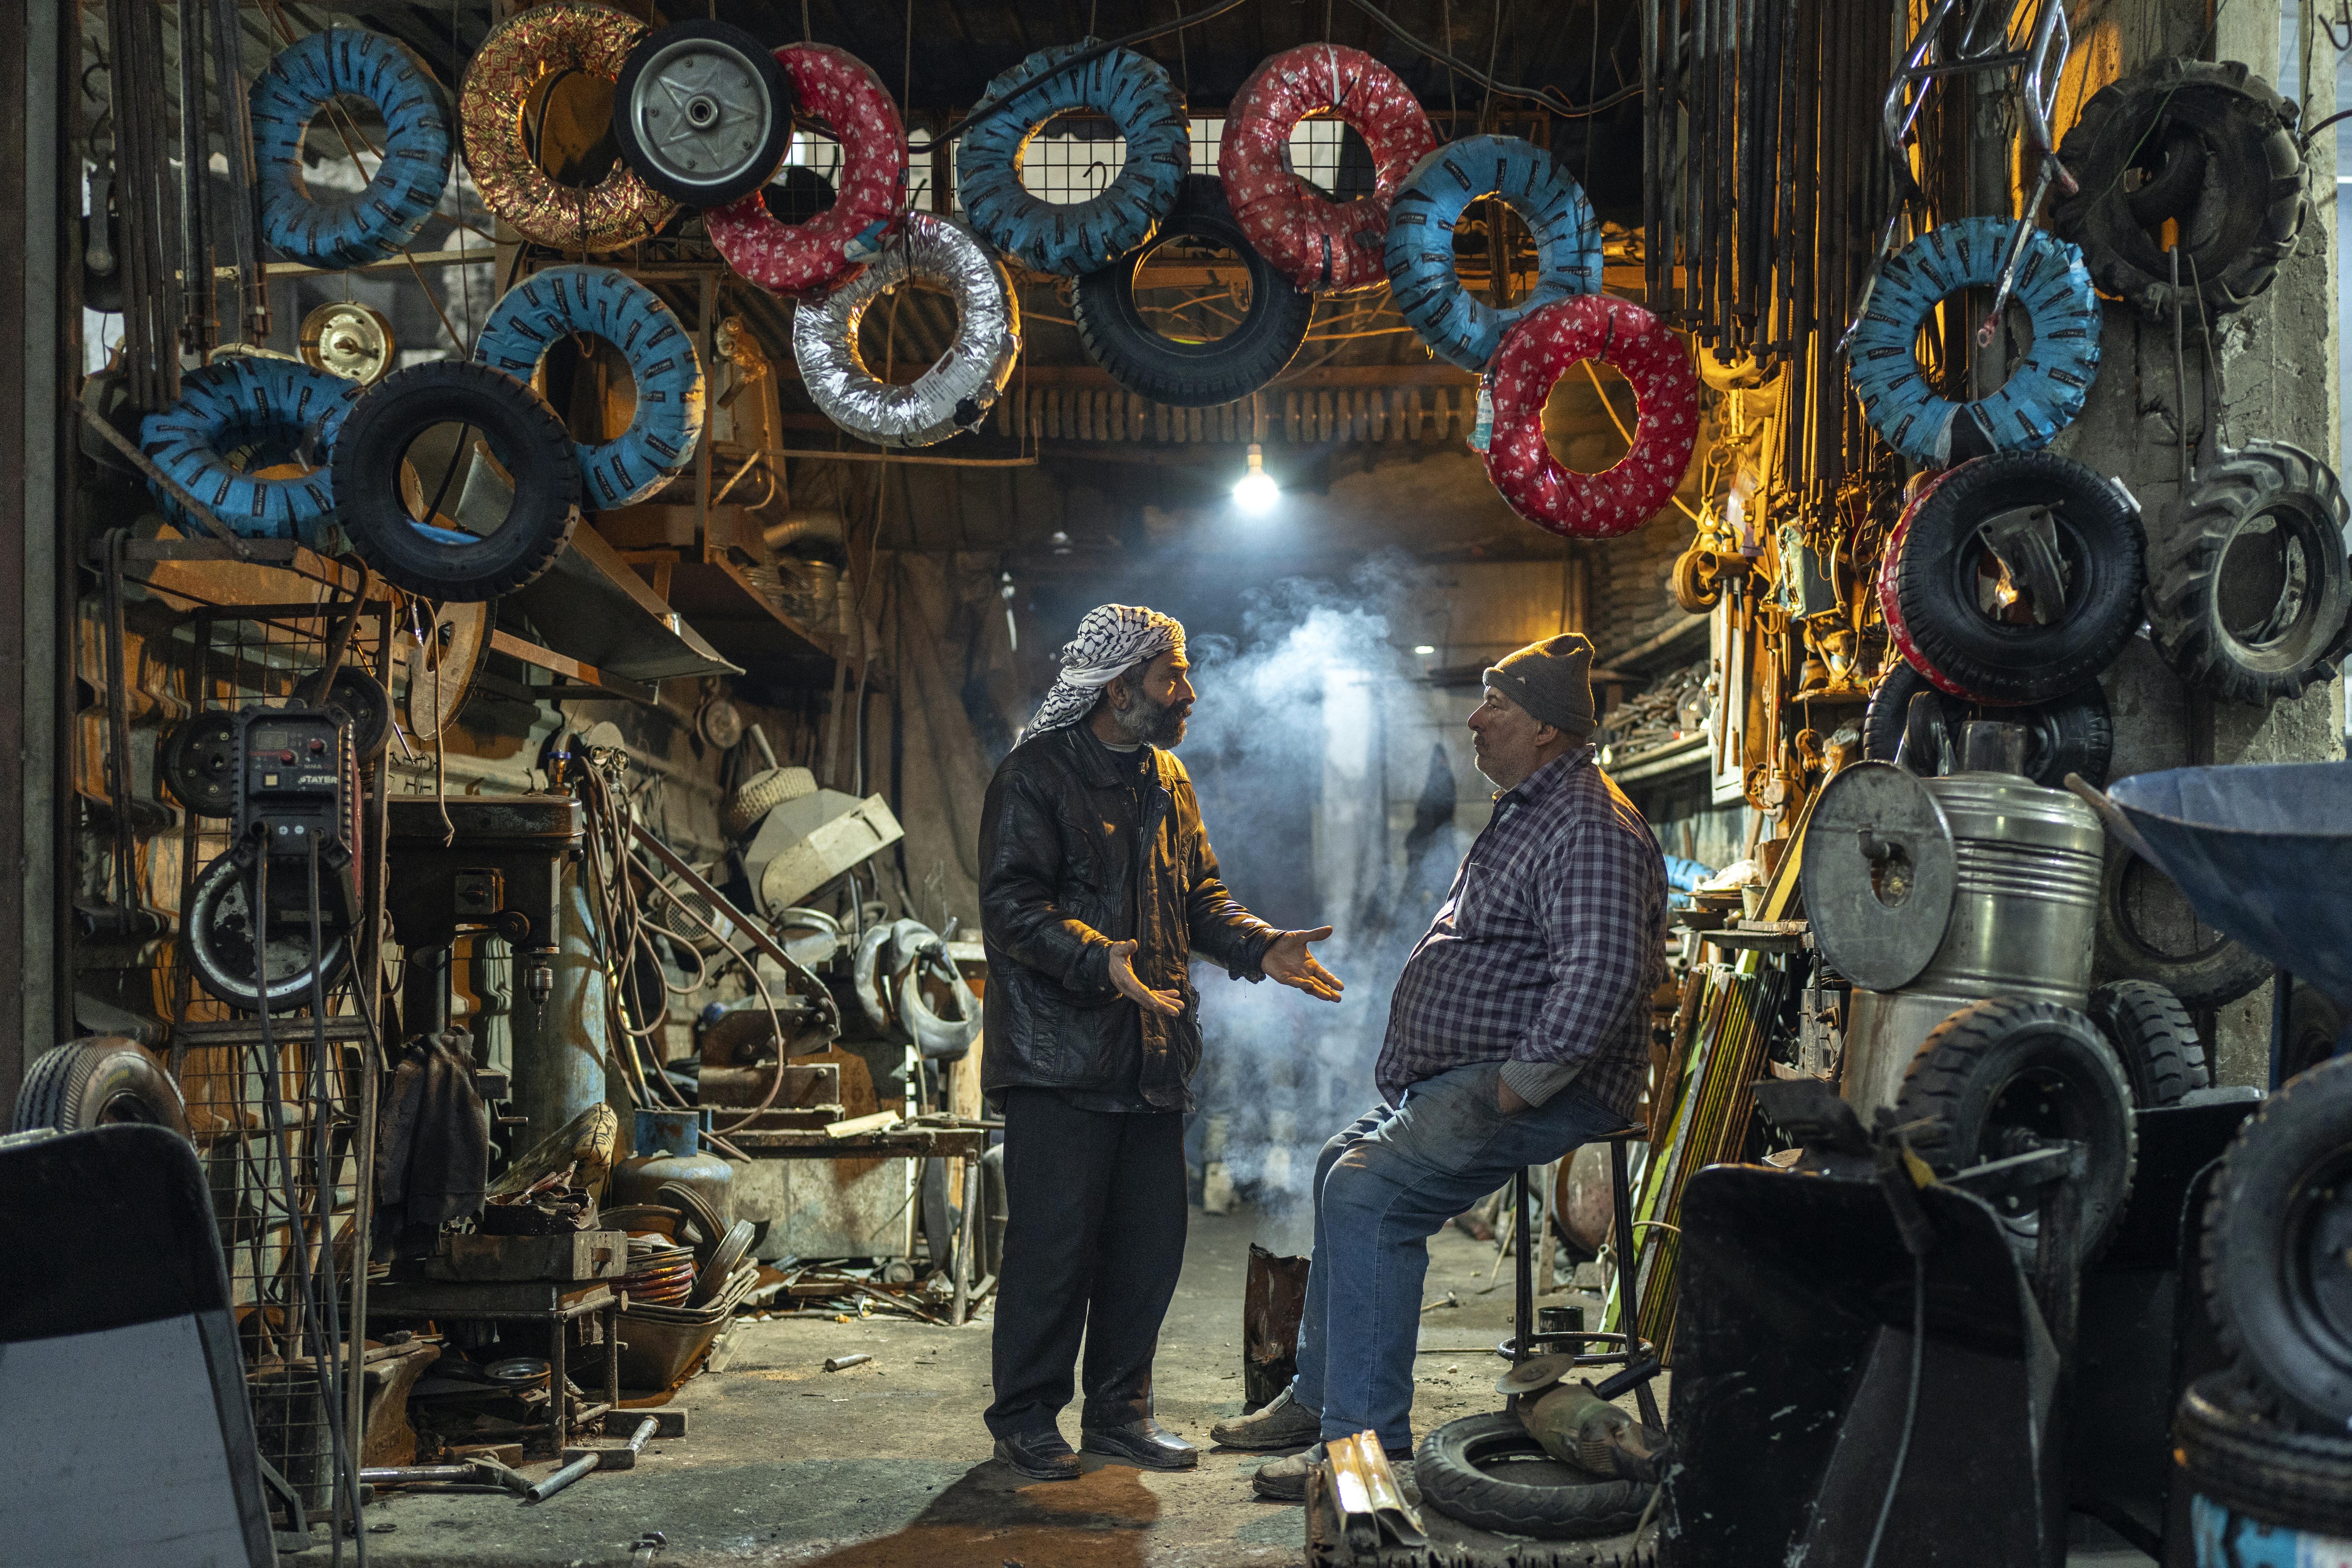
left=1859, top=1252, right=1928, bottom=1568
left=1337, top=0, right=1642, bottom=119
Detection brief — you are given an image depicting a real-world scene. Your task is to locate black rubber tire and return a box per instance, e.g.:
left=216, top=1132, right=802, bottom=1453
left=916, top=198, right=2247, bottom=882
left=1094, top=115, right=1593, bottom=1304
left=1894, top=997, right=2137, bottom=1258
left=2146, top=440, right=2352, bottom=708
left=2091, top=842, right=2273, bottom=1011
left=1889, top=451, right=2146, bottom=705
left=291, top=665, right=392, bottom=762
left=2052, top=57, right=2305, bottom=323
left=1073, top=174, right=1312, bottom=407
left=2282, top=983, right=2350, bottom=1082
left=2175, top=1371, right=2352, bottom=1535
left=11, top=1037, right=191, bottom=1140
left=1862, top=660, right=2113, bottom=788
left=1413, top=1413, right=1653, bottom=1540
left=2126, top=125, right=2208, bottom=229
left=2087, top=979, right=2211, bottom=1107
left=2202, top=1055, right=2352, bottom=1429
left=613, top=20, right=794, bottom=209
left=332, top=360, right=580, bottom=602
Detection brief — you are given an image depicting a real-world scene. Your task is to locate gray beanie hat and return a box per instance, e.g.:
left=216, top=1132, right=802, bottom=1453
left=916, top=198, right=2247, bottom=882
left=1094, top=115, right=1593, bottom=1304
left=1484, top=634, right=1597, bottom=736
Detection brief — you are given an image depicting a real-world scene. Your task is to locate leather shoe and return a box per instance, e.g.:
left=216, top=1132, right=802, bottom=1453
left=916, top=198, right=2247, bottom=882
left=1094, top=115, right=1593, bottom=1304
left=993, top=1428, right=1081, bottom=1481
left=1250, top=1444, right=1322, bottom=1502
left=1081, top=1417, right=1198, bottom=1470
left=1210, top=1388, right=1322, bottom=1451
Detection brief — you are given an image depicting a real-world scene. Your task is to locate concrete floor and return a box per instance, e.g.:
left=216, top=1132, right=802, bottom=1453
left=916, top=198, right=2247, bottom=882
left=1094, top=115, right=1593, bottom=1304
left=349, top=1205, right=1643, bottom=1568
left=343, top=1203, right=2160, bottom=1568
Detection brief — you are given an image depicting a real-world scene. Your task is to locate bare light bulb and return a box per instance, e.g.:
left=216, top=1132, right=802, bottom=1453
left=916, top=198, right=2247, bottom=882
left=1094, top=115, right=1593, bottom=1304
left=1233, top=443, right=1278, bottom=512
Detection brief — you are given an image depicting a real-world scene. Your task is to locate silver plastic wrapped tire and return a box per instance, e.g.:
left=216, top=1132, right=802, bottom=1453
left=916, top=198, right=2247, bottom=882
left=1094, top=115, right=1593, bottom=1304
left=792, top=213, right=1021, bottom=448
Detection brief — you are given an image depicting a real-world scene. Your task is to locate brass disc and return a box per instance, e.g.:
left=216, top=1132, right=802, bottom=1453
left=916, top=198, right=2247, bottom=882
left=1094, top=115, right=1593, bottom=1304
left=298, top=301, right=398, bottom=385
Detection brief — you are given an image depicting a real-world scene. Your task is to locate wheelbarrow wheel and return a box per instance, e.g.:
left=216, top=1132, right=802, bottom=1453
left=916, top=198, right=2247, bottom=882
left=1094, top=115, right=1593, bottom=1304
left=2175, top=1370, right=2352, bottom=1535
left=1895, top=998, right=2136, bottom=1259
left=2201, top=1055, right=2352, bottom=1429
left=1415, top=1414, right=1653, bottom=1540
left=2087, top=980, right=2211, bottom=1106
left=12, top=1037, right=191, bottom=1140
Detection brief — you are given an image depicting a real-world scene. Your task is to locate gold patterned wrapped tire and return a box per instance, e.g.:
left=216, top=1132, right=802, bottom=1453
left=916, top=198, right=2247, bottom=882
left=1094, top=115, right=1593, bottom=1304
left=460, top=1, right=676, bottom=251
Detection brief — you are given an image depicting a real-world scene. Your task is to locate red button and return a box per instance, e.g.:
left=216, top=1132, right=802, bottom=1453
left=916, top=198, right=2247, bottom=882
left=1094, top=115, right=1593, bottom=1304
left=279, top=750, right=295, bottom=763
left=308, top=739, right=325, bottom=754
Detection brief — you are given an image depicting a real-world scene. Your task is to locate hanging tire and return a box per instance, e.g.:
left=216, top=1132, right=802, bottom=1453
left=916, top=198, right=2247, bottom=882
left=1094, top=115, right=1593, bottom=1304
left=138, top=358, right=361, bottom=545
left=475, top=265, right=706, bottom=509
left=291, top=664, right=393, bottom=762
left=1893, top=997, right=2137, bottom=1258
left=2201, top=1055, right=2352, bottom=1429
left=11, top=1038, right=191, bottom=1140
left=251, top=29, right=451, bottom=268
left=2086, top=979, right=2210, bottom=1107
left=2091, top=841, right=2272, bottom=1010
left=332, top=360, right=581, bottom=601
left=459, top=0, right=675, bottom=251
left=612, top=19, right=794, bottom=209
left=793, top=214, right=1020, bottom=448
left=1384, top=136, right=1603, bottom=372
left=1414, top=1413, right=1653, bottom=1540
left=955, top=42, right=1188, bottom=276
left=2052, top=57, right=2305, bottom=322
left=1481, top=295, right=1699, bottom=539
left=1861, top=660, right=2114, bottom=789
left=1877, top=450, right=2146, bottom=705
left=1220, top=44, right=1436, bottom=294
left=2146, top=441, right=2352, bottom=708
left=706, top=43, right=906, bottom=298
left=1073, top=174, right=1312, bottom=406
left=2175, top=1371, right=2352, bottom=1536
left=1847, top=216, right=2101, bottom=466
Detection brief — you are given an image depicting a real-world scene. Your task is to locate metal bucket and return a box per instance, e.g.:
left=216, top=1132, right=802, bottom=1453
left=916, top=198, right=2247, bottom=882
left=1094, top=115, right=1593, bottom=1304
left=1839, top=773, right=2104, bottom=1115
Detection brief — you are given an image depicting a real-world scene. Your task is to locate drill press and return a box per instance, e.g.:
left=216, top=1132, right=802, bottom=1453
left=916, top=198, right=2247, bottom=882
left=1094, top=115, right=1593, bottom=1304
left=383, top=796, right=584, bottom=1039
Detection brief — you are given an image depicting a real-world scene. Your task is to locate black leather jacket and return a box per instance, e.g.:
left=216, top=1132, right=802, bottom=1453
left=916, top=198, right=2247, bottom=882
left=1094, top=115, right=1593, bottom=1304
left=979, top=724, right=1277, bottom=1111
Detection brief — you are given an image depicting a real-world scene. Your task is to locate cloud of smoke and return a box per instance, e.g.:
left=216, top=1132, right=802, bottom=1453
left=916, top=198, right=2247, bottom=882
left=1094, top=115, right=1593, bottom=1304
left=1180, top=555, right=1475, bottom=1257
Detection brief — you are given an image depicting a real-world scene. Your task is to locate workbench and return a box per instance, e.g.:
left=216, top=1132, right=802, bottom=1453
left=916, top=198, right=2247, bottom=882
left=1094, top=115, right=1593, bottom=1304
left=363, top=1279, right=621, bottom=1449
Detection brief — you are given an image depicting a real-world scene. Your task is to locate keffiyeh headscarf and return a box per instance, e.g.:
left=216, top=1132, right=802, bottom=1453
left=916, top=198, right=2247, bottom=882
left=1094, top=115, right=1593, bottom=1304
left=1026, top=603, right=1187, bottom=734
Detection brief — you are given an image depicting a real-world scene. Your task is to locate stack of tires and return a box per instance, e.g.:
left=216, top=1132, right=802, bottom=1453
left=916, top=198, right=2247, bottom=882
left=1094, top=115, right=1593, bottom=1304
left=2176, top=1056, right=2352, bottom=1559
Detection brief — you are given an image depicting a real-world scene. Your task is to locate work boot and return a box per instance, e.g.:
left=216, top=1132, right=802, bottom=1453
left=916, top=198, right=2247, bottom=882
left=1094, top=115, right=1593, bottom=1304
left=1081, top=1417, right=1198, bottom=1470
left=1250, top=1439, right=1415, bottom=1503
left=1249, top=1444, right=1324, bottom=1502
left=993, top=1427, right=1081, bottom=1481
left=1211, top=1388, right=1324, bottom=1451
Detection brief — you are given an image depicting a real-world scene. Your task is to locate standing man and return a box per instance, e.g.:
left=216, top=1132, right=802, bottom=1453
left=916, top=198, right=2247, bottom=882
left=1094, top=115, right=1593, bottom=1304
left=979, top=603, right=1345, bottom=1481
left=1211, top=633, right=1668, bottom=1498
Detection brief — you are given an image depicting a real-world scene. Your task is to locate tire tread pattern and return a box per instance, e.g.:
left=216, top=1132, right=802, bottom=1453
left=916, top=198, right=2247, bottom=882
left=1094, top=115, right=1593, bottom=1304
left=2174, top=1371, right=2352, bottom=1534
left=1413, top=1413, right=1653, bottom=1540
left=2087, top=979, right=2210, bottom=1106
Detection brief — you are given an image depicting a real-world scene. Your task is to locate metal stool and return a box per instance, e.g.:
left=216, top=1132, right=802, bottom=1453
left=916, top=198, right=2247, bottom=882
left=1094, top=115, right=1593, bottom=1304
left=1505, top=1122, right=1662, bottom=1430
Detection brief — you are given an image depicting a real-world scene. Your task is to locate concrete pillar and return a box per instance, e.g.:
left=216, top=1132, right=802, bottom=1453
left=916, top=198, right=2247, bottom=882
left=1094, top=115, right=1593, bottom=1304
left=2050, top=0, right=2346, bottom=1082
left=507, top=870, right=609, bottom=1143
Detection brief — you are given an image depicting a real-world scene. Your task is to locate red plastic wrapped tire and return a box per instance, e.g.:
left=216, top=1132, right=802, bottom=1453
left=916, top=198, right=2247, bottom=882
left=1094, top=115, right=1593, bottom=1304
left=1219, top=44, right=1436, bottom=294
left=706, top=43, right=906, bottom=297
left=1481, top=296, right=1699, bottom=539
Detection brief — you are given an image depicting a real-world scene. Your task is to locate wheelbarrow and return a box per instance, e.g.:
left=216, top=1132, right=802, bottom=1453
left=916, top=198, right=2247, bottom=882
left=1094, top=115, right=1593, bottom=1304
left=2065, top=762, right=2352, bottom=1075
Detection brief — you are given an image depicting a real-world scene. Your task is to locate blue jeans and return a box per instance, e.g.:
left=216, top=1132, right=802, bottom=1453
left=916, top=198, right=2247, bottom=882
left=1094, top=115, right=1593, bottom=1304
left=1286, top=1061, right=1624, bottom=1452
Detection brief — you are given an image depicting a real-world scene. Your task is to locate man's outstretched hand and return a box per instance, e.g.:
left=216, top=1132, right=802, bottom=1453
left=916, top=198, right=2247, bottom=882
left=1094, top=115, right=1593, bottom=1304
left=1265, top=926, right=1344, bottom=1003
left=1108, top=939, right=1185, bottom=1017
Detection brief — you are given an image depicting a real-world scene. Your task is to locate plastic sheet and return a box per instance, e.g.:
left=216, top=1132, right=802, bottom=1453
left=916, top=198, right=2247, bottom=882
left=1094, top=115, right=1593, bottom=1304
left=459, top=1, right=675, bottom=251
left=793, top=214, right=1020, bottom=449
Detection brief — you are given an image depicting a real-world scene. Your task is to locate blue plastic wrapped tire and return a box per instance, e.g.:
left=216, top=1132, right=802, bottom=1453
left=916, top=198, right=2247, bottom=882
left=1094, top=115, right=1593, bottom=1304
left=1382, top=136, right=1602, bottom=372
left=251, top=29, right=452, bottom=269
left=1847, top=216, right=2101, bottom=466
left=473, top=265, right=706, bottom=510
left=954, top=41, right=1189, bottom=276
left=138, top=356, right=363, bottom=544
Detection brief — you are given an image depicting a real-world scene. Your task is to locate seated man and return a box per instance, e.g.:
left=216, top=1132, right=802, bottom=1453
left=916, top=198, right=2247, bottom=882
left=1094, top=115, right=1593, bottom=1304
left=1211, top=633, right=1670, bottom=1497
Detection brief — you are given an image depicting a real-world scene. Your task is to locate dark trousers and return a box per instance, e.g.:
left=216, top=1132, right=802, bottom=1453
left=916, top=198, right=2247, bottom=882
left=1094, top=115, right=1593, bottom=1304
left=983, top=1088, right=1187, bottom=1439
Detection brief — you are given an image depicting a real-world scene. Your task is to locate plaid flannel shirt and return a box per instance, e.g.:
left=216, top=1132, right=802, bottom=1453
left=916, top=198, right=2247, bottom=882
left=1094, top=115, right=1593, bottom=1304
left=1375, top=746, right=1668, bottom=1120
